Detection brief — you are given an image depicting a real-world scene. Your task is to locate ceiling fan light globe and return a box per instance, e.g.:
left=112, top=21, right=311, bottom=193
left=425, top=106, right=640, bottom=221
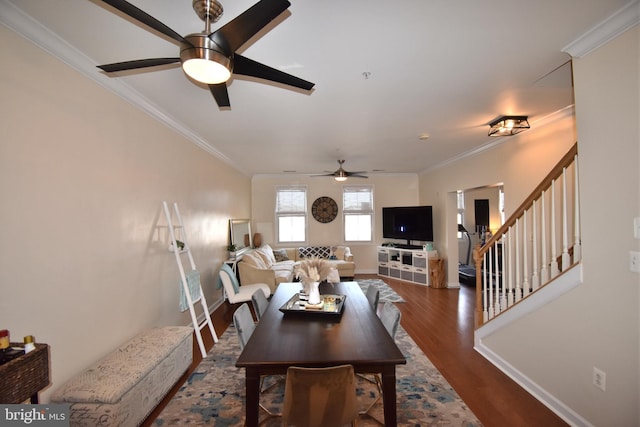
left=182, top=57, right=230, bottom=84
left=335, top=176, right=348, bottom=182
left=180, top=33, right=232, bottom=84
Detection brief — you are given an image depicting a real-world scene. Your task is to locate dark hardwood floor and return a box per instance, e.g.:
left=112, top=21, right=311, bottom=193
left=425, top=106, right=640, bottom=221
left=143, top=274, right=568, bottom=427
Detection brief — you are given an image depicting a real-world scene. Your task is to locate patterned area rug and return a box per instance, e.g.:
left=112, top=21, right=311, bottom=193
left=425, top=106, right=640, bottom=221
left=356, top=278, right=406, bottom=303
left=155, top=324, right=481, bottom=426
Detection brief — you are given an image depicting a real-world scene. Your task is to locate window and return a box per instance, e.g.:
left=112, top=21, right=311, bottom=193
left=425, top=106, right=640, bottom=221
left=343, top=186, right=373, bottom=242
left=276, top=187, right=307, bottom=243
left=457, top=190, right=465, bottom=239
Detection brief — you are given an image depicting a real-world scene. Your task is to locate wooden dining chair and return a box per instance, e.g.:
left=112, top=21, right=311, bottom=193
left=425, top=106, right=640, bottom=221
left=282, top=364, right=359, bottom=427
left=251, top=289, right=269, bottom=321
left=365, top=285, right=380, bottom=311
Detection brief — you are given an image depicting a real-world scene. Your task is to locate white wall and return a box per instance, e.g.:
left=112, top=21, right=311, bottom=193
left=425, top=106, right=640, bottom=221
left=0, top=26, right=251, bottom=401
left=471, top=26, right=639, bottom=425
left=251, top=174, right=420, bottom=273
left=418, top=109, right=577, bottom=287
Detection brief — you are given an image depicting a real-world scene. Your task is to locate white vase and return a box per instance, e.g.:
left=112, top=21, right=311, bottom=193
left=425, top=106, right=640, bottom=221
left=308, top=281, right=321, bottom=305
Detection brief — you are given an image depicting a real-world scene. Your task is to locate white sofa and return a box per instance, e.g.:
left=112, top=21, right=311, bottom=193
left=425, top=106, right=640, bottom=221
left=238, top=244, right=355, bottom=292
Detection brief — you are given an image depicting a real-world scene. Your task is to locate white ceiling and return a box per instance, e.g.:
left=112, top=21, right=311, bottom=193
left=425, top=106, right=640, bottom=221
left=1, top=0, right=635, bottom=177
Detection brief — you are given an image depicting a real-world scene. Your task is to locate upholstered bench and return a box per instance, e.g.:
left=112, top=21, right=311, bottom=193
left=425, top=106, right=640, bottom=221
left=51, top=326, right=193, bottom=427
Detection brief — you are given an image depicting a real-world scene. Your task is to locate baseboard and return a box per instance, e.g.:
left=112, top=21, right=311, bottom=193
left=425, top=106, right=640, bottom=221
left=474, top=264, right=587, bottom=426
left=474, top=344, right=593, bottom=427
left=356, top=268, right=378, bottom=275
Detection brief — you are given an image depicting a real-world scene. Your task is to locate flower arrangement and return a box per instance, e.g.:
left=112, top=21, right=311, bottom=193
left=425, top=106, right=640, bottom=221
left=295, top=257, right=334, bottom=283
left=295, top=257, right=339, bottom=305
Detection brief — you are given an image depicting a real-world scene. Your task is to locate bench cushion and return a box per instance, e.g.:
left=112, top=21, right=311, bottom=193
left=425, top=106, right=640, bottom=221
left=53, top=326, right=192, bottom=404
left=52, top=326, right=193, bottom=426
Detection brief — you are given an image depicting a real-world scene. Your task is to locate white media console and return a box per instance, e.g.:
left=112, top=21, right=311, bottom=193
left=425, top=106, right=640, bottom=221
left=377, top=246, right=438, bottom=286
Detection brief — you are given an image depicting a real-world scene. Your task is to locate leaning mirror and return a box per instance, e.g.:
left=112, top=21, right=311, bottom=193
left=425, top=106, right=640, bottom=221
left=229, top=219, right=252, bottom=255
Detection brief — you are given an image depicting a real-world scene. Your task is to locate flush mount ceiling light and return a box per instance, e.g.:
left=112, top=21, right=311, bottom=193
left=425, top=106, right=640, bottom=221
left=488, top=116, right=530, bottom=137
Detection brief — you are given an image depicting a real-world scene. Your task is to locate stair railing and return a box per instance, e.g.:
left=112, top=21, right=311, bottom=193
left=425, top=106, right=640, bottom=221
left=474, top=143, right=580, bottom=328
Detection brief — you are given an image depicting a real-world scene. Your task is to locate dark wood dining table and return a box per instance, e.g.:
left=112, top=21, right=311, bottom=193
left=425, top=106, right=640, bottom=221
left=235, top=281, right=406, bottom=426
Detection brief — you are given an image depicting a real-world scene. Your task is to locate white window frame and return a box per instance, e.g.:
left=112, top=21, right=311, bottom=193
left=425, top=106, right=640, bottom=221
left=275, top=186, right=307, bottom=244
left=342, top=185, right=374, bottom=243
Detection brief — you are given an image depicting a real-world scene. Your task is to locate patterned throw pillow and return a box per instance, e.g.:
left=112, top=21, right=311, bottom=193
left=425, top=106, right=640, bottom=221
left=298, top=246, right=331, bottom=259
left=273, top=249, right=289, bottom=262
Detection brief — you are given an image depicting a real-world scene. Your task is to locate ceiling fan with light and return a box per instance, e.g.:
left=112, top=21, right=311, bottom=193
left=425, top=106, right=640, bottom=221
left=312, top=160, right=368, bottom=181
left=96, top=0, right=315, bottom=108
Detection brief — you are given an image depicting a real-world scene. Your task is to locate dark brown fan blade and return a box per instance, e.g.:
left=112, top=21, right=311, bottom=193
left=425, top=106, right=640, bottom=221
left=100, top=0, right=187, bottom=44
left=234, top=55, right=315, bottom=90
left=98, top=58, right=180, bottom=73
left=347, top=173, right=368, bottom=178
left=210, top=0, right=290, bottom=53
left=209, top=84, right=231, bottom=108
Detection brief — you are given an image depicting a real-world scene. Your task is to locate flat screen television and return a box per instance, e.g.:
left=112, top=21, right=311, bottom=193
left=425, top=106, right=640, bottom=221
left=382, top=206, right=433, bottom=247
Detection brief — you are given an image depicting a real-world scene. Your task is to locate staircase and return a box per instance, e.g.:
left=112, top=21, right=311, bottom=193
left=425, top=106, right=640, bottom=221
left=473, top=143, right=581, bottom=329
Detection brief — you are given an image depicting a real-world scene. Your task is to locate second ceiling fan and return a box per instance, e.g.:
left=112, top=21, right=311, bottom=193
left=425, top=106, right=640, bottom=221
left=96, top=0, right=315, bottom=108
left=313, top=160, right=368, bottom=181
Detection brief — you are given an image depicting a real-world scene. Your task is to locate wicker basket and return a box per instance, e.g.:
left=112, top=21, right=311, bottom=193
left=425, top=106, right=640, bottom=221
left=0, top=343, right=49, bottom=403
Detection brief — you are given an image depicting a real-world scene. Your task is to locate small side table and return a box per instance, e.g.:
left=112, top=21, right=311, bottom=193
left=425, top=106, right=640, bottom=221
left=429, top=258, right=446, bottom=288
left=0, top=343, right=50, bottom=403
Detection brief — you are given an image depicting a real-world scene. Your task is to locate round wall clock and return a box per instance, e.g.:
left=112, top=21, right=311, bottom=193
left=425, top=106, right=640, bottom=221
left=311, top=197, right=338, bottom=223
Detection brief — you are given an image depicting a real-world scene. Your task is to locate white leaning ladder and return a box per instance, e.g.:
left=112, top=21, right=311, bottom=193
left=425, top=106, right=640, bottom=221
left=162, top=201, right=218, bottom=357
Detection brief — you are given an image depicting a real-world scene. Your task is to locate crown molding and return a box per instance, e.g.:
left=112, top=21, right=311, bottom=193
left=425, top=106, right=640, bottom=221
left=0, top=0, right=247, bottom=175
left=562, top=0, right=640, bottom=58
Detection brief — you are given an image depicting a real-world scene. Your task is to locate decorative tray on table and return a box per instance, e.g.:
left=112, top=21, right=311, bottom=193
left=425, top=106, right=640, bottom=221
left=279, top=293, right=347, bottom=316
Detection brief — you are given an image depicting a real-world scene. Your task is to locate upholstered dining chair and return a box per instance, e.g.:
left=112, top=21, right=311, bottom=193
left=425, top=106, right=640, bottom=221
left=380, top=302, right=401, bottom=339
left=233, top=303, right=256, bottom=350
left=251, top=289, right=269, bottom=321
left=365, top=285, right=380, bottom=311
left=361, top=302, right=402, bottom=420
left=282, top=364, right=359, bottom=427
left=219, top=264, right=271, bottom=308
left=233, top=303, right=282, bottom=418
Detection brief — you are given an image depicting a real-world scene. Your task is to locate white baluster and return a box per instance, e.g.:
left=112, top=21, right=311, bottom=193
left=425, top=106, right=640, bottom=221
left=522, top=209, right=530, bottom=297
left=486, top=253, right=494, bottom=319
left=515, top=218, right=522, bottom=302
left=507, top=226, right=514, bottom=307
left=561, top=167, right=571, bottom=271
left=499, top=239, right=507, bottom=311
left=550, top=179, right=560, bottom=277
left=540, top=189, right=549, bottom=283
left=573, top=155, right=582, bottom=262
left=482, top=250, right=488, bottom=322
left=489, top=248, right=499, bottom=315
left=531, top=199, right=540, bottom=291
